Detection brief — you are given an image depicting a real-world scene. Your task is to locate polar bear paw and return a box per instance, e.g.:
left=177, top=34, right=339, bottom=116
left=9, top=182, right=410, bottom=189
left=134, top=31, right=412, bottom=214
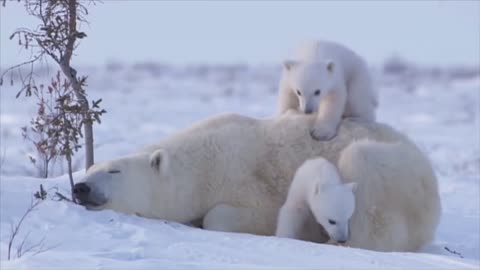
left=310, top=124, right=337, bottom=141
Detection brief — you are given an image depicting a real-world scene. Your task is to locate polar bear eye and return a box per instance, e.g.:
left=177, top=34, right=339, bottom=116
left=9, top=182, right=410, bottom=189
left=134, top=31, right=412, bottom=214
left=108, top=169, right=121, bottom=174
left=296, top=90, right=302, bottom=96
left=328, top=219, right=336, bottom=225
left=314, top=89, right=321, bottom=96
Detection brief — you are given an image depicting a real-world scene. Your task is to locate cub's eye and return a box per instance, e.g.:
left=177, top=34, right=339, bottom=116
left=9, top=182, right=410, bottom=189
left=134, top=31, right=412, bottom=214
left=328, top=219, right=336, bottom=225
left=314, top=89, right=321, bottom=96
left=108, top=169, right=121, bottom=174
left=296, top=90, right=302, bottom=96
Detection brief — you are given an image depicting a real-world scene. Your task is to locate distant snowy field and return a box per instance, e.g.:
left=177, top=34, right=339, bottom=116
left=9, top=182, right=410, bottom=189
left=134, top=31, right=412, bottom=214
left=0, top=62, right=479, bottom=269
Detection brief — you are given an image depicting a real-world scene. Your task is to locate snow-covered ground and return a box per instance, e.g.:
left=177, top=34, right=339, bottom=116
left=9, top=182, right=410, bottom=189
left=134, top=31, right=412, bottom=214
left=0, top=63, right=479, bottom=269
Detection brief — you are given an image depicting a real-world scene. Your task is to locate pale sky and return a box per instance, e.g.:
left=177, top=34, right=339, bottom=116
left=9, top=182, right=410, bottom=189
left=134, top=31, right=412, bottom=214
left=1, top=1, right=479, bottom=67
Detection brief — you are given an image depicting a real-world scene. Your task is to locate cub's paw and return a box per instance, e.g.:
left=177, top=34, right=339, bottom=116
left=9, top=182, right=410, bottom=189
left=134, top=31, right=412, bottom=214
left=310, top=125, right=337, bottom=141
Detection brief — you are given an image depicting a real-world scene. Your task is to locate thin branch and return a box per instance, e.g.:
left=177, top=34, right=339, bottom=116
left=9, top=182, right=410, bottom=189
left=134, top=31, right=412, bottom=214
left=0, top=53, right=44, bottom=81
left=7, top=198, right=42, bottom=260
left=35, top=38, right=61, bottom=64
left=32, top=242, right=59, bottom=256
left=444, top=246, right=464, bottom=258
left=16, top=231, right=31, bottom=258
left=20, top=235, right=46, bottom=256
left=54, top=191, right=73, bottom=202
left=63, top=0, right=76, bottom=64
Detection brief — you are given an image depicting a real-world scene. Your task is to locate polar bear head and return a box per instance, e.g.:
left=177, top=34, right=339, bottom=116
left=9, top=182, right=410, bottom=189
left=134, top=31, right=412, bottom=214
left=283, top=60, right=340, bottom=114
left=309, top=179, right=357, bottom=243
left=73, top=149, right=170, bottom=216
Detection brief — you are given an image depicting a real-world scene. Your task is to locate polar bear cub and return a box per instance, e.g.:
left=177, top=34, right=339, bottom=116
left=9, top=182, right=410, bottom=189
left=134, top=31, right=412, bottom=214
left=276, top=157, right=357, bottom=243
left=278, top=40, right=378, bottom=140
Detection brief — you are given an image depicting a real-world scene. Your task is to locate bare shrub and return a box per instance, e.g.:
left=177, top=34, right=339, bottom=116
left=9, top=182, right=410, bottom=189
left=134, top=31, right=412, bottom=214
left=1, top=0, right=104, bottom=174
left=7, top=197, right=47, bottom=260
left=21, top=71, right=105, bottom=199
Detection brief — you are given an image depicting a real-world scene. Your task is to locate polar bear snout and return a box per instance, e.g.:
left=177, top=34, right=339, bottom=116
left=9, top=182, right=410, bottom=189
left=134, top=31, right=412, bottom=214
left=304, top=98, right=320, bottom=114
left=73, top=183, right=91, bottom=201
left=73, top=182, right=107, bottom=208
left=330, top=228, right=349, bottom=243
left=304, top=107, right=314, bottom=114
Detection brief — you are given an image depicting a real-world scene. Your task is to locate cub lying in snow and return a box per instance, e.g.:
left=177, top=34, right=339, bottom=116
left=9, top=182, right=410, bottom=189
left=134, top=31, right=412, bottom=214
left=276, top=157, right=357, bottom=244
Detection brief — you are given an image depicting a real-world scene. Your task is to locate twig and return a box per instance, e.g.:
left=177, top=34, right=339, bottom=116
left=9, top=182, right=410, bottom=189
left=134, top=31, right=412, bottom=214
left=7, top=198, right=42, bottom=260
left=54, top=191, right=73, bottom=202
left=0, top=53, right=44, bottom=82
left=19, top=235, right=46, bottom=256
left=444, top=246, right=464, bottom=258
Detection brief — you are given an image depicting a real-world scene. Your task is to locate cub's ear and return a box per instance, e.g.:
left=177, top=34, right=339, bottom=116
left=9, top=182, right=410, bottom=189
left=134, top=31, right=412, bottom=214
left=283, top=60, right=298, bottom=71
left=149, top=149, right=169, bottom=173
left=345, top=182, right=358, bottom=193
left=326, top=60, right=335, bottom=73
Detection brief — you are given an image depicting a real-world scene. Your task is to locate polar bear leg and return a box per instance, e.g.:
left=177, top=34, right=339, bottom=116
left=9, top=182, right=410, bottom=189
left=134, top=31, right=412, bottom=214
left=311, top=88, right=347, bottom=140
left=275, top=204, right=310, bottom=240
left=203, top=203, right=272, bottom=235
left=278, top=79, right=300, bottom=115
left=202, top=204, right=246, bottom=232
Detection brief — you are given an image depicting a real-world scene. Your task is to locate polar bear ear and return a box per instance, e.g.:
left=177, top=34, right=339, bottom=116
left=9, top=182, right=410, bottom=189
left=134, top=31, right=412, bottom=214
left=326, top=61, right=335, bottom=73
left=345, top=182, right=358, bottom=193
left=149, top=149, right=169, bottom=173
left=283, top=60, right=298, bottom=71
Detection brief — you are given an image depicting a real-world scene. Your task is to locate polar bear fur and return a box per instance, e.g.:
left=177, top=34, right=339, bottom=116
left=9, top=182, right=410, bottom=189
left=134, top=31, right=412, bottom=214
left=278, top=40, right=378, bottom=140
left=276, top=157, right=357, bottom=243
left=335, top=139, right=442, bottom=251
left=75, top=112, right=440, bottom=251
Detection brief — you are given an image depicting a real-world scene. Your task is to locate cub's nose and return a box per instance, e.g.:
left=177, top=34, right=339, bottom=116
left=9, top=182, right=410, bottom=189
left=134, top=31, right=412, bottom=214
left=304, top=108, right=314, bottom=114
left=73, top=183, right=91, bottom=202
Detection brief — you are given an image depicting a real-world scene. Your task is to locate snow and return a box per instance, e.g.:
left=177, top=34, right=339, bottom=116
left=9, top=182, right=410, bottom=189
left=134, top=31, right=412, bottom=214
left=0, top=63, right=479, bottom=269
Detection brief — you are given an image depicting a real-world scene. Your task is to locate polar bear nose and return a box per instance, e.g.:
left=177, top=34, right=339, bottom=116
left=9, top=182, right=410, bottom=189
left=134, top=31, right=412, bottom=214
left=73, top=183, right=91, bottom=202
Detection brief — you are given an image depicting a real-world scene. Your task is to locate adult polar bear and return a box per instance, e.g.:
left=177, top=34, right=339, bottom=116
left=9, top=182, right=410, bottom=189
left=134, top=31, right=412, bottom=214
left=73, top=113, right=441, bottom=252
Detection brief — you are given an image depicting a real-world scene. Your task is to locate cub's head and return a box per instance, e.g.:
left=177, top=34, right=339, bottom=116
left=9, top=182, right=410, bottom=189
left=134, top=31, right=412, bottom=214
left=283, top=60, right=339, bottom=114
left=309, top=181, right=357, bottom=244
left=73, top=149, right=170, bottom=215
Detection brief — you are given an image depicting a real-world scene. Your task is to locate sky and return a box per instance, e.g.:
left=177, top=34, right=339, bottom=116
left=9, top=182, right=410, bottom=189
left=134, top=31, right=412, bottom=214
left=1, top=1, right=479, bottom=67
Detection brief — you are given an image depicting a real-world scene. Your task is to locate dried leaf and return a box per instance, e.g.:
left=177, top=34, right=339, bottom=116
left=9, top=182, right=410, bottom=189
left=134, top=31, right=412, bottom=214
left=76, top=32, right=87, bottom=39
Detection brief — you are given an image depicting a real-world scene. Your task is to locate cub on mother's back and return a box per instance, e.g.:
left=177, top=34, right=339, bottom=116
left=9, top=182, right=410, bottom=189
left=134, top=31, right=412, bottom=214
left=278, top=40, right=378, bottom=140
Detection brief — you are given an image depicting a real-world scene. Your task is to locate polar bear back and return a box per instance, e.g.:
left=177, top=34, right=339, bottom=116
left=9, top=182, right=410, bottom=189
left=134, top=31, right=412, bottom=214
left=337, top=139, right=441, bottom=251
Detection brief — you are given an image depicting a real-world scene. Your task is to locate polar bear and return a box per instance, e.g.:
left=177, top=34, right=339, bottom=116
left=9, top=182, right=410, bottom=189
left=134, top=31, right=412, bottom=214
left=278, top=40, right=378, bottom=140
left=273, top=139, right=442, bottom=251
left=276, top=157, right=357, bottom=244
left=335, top=139, right=442, bottom=251
left=73, top=113, right=440, bottom=251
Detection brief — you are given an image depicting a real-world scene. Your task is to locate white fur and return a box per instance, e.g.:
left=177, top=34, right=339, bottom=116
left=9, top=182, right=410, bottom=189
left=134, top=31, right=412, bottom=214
left=276, top=157, right=357, bottom=243
left=336, top=139, right=441, bottom=251
left=77, top=112, right=440, bottom=251
left=278, top=40, right=378, bottom=140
